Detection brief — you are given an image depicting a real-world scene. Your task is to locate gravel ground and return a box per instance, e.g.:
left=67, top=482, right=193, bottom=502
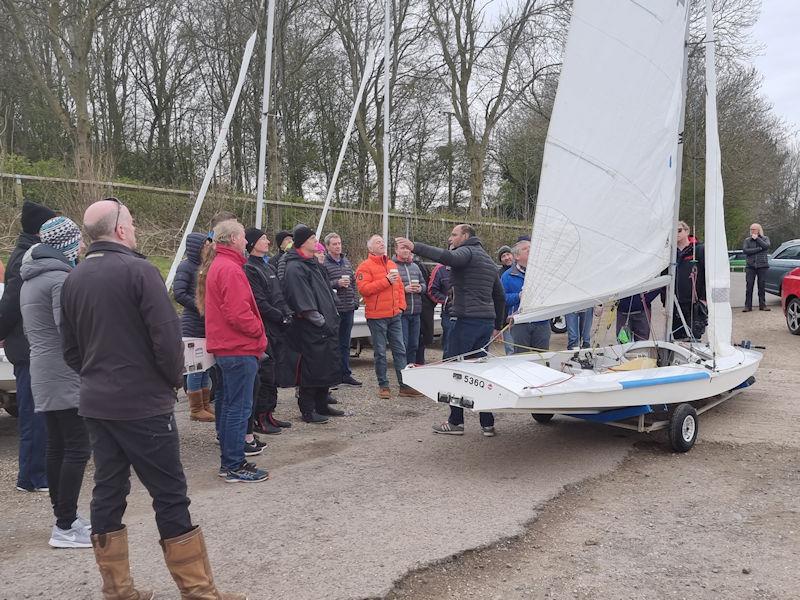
left=0, top=301, right=796, bottom=600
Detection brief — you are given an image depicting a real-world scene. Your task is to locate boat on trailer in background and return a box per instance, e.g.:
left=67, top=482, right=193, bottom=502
left=403, top=0, right=762, bottom=452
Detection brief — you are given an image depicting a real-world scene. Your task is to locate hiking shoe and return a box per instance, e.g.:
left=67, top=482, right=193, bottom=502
left=243, top=440, right=264, bottom=456
left=481, top=426, right=496, bottom=437
left=759, top=306, right=771, bottom=311
left=378, top=387, right=391, bottom=399
left=341, top=375, right=363, bottom=387
left=225, top=463, right=269, bottom=484
left=399, top=385, right=423, bottom=397
left=302, top=412, right=330, bottom=424
left=49, top=523, right=92, bottom=549
left=326, top=393, right=338, bottom=404
left=318, top=405, right=345, bottom=417
left=432, top=422, right=464, bottom=435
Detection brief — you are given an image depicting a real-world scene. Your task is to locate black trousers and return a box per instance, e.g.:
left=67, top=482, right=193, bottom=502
left=45, top=409, right=90, bottom=530
left=253, top=353, right=278, bottom=415
left=297, top=386, right=329, bottom=416
left=745, top=266, right=768, bottom=308
left=85, top=414, right=193, bottom=540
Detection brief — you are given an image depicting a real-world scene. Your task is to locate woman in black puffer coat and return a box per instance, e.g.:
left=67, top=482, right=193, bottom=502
left=173, top=232, right=215, bottom=421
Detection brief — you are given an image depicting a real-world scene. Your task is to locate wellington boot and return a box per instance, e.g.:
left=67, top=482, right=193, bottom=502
left=201, top=388, right=214, bottom=415
left=188, top=391, right=214, bottom=422
left=91, top=526, right=154, bottom=600
left=161, top=526, right=247, bottom=600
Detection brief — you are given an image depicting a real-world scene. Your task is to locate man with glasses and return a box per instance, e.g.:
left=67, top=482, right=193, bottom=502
left=60, top=198, right=245, bottom=599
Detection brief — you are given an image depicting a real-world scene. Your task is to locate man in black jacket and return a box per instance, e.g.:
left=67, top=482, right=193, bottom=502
left=396, top=224, right=506, bottom=437
left=60, top=198, right=243, bottom=599
left=0, top=200, right=56, bottom=493
left=244, top=227, right=293, bottom=434
left=282, top=225, right=344, bottom=423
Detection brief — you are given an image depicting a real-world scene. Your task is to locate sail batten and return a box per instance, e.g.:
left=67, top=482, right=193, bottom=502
left=517, top=0, right=690, bottom=322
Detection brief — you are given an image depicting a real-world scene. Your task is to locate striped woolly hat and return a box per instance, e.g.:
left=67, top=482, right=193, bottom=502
left=39, top=216, right=81, bottom=264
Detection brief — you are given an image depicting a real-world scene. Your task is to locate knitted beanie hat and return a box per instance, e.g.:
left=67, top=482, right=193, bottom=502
left=39, top=216, right=81, bottom=264
left=21, top=200, right=57, bottom=235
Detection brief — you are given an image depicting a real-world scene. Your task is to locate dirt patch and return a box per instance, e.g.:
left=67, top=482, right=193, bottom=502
left=386, top=441, right=800, bottom=600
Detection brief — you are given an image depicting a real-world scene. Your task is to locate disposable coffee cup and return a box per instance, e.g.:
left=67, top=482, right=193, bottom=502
left=342, top=275, right=350, bottom=282
left=411, top=278, right=419, bottom=285
left=390, top=268, right=399, bottom=275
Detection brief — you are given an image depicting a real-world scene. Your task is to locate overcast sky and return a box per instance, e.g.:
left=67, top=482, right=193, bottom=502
left=750, top=1, right=800, bottom=138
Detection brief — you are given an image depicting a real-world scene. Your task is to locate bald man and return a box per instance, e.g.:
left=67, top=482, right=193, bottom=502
left=60, top=199, right=245, bottom=599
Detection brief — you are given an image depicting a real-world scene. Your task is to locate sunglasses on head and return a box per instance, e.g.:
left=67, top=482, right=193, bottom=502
left=103, top=196, right=122, bottom=232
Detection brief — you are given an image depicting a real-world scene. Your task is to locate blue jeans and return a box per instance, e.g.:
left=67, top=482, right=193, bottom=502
left=566, top=309, right=593, bottom=349
left=446, top=317, right=495, bottom=428
left=502, top=328, right=514, bottom=355
left=367, top=316, right=407, bottom=388
left=15, top=363, right=48, bottom=489
left=401, top=314, right=421, bottom=367
left=440, top=311, right=454, bottom=357
left=186, top=369, right=211, bottom=392
left=512, top=321, right=551, bottom=352
left=215, top=356, right=258, bottom=471
left=338, top=310, right=355, bottom=377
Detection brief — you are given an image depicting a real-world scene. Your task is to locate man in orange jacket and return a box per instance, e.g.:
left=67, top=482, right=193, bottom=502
left=356, top=235, right=422, bottom=399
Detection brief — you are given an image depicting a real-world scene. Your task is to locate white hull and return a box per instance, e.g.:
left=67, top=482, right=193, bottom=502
left=401, top=342, right=761, bottom=415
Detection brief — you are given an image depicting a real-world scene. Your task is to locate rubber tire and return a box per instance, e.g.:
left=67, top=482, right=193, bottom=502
left=531, top=413, right=554, bottom=424
left=786, top=297, right=800, bottom=335
left=2, top=392, right=18, bottom=417
left=668, top=403, right=698, bottom=453
left=550, top=316, right=567, bottom=334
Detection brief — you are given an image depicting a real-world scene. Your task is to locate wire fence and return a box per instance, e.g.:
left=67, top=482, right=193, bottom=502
left=0, top=173, right=530, bottom=263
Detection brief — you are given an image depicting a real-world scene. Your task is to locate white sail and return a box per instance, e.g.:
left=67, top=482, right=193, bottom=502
left=517, top=0, right=690, bottom=323
left=703, top=0, right=734, bottom=357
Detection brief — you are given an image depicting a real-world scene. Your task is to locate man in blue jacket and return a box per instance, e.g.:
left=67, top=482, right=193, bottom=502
left=501, top=240, right=550, bottom=352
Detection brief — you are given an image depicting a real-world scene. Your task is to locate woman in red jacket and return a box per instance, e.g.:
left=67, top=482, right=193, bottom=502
left=198, top=219, right=268, bottom=484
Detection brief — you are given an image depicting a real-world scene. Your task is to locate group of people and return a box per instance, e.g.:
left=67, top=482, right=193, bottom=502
left=0, top=193, right=775, bottom=598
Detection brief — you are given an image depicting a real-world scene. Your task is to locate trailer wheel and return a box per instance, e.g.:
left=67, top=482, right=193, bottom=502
left=668, top=403, right=697, bottom=452
left=531, top=413, right=554, bottom=424
left=1, top=392, right=18, bottom=417
left=550, top=316, right=567, bottom=334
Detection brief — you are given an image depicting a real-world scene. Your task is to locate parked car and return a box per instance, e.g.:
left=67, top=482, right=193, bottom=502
left=728, top=250, right=746, bottom=271
left=782, top=267, right=800, bottom=335
left=765, top=239, right=800, bottom=296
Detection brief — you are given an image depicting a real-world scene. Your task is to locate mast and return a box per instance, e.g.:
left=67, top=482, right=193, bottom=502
left=381, top=0, right=391, bottom=243
left=165, top=31, right=258, bottom=290
left=255, top=0, right=276, bottom=230
left=663, top=5, right=692, bottom=342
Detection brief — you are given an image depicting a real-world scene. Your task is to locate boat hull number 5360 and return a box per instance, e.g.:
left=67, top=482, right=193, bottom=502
left=463, top=375, right=484, bottom=388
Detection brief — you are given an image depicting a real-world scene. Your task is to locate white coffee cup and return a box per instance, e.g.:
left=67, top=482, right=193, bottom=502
left=341, top=274, right=350, bottom=283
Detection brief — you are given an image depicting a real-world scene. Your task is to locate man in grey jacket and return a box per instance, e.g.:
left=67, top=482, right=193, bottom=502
left=393, top=243, right=427, bottom=366
left=396, top=225, right=506, bottom=436
left=742, top=223, right=771, bottom=312
left=20, top=216, right=91, bottom=549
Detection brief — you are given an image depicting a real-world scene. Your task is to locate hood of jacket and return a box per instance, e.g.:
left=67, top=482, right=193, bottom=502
left=20, top=243, right=72, bottom=282
left=186, top=232, right=206, bottom=265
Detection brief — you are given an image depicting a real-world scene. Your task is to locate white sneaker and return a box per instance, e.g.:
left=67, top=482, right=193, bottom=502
left=74, top=515, right=91, bottom=530
left=48, top=523, right=92, bottom=549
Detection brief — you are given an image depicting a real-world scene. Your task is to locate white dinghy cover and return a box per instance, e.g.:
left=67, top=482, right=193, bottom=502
left=516, top=0, right=690, bottom=323
left=703, top=1, right=735, bottom=358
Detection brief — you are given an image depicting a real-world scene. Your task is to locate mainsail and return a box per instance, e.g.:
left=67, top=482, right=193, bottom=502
left=703, top=0, right=735, bottom=356
left=516, top=0, right=690, bottom=323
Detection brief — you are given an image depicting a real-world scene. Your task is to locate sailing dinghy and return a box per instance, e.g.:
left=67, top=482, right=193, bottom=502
left=402, top=0, right=762, bottom=451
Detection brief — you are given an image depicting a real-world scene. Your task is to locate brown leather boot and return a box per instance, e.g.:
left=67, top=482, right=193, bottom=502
left=201, top=387, right=214, bottom=415
left=91, top=526, right=154, bottom=600
left=188, top=390, right=214, bottom=422
left=161, top=527, right=247, bottom=600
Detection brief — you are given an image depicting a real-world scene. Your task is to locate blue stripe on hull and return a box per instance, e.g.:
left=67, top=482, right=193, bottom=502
left=619, top=371, right=710, bottom=389
left=569, top=405, right=653, bottom=423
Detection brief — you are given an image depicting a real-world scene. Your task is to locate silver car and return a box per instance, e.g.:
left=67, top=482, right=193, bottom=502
left=765, top=239, right=800, bottom=296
